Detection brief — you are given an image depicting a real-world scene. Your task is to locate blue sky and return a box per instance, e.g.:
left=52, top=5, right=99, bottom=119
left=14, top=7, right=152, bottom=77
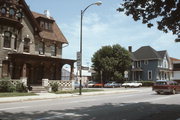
left=26, top=0, right=179, bottom=67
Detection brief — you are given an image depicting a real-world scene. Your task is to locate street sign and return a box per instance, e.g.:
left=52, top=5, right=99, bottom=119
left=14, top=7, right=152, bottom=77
left=81, top=66, right=89, bottom=70
left=77, top=52, right=81, bottom=70
left=124, top=71, right=128, bottom=78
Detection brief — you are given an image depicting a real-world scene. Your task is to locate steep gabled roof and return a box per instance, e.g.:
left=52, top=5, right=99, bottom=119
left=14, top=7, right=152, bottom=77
left=158, top=50, right=167, bottom=59
left=132, top=46, right=161, bottom=60
left=32, top=12, right=68, bottom=44
left=20, top=0, right=41, bottom=32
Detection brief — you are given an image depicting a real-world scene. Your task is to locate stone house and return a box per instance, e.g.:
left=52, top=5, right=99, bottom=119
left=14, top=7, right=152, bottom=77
left=129, top=46, right=173, bottom=81
left=0, top=0, right=75, bottom=88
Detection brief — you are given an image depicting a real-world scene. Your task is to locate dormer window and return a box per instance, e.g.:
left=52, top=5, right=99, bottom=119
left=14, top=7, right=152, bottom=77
left=9, top=8, right=15, bottom=17
left=40, top=20, right=52, bottom=31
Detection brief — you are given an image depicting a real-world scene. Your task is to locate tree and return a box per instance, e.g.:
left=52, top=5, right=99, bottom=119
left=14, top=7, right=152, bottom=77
left=117, top=0, right=180, bottom=41
left=91, top=44, right=131, bottom=83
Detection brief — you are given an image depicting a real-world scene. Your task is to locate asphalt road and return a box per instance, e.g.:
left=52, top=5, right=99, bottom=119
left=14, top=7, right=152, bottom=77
left=0, top=88, right=180, bottom=120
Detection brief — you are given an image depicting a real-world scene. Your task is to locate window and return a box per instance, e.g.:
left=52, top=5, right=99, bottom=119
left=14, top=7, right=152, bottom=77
left=3, top=31, right=11, bottom=48
left=148, top=70, right=152, bottom=80
left=1, top=8, right=6, bottom=15
left=50, top=44, right=56, bottom=56
left=17, top=12, right=22, bottom=21
left=14, top=35, right=17, bottom=50
left=137, top=61, right=141, bottom=68
left=144, top=60, right=148, bottom=65
left=9, top=8, right=15, bottom=17
left=39, top=41, right=45, bottom=55
left=24, top=38, right=30, bottom=53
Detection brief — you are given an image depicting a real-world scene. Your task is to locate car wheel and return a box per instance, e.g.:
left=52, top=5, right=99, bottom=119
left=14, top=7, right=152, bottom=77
left=156, top=91, right=160, bottom=94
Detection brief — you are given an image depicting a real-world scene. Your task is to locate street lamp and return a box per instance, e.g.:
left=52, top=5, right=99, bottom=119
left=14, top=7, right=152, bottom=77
left=79, top=1, right=102, bottom=95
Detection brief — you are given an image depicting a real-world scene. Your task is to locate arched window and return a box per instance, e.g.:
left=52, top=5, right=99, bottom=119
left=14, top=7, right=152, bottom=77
left=24, top=38, right=30, bottom=53
left=9, top=8, right=15, bottom=17
left=3, top=31, right=11, bottom=48
left=1, top=8, right=6, bottom=15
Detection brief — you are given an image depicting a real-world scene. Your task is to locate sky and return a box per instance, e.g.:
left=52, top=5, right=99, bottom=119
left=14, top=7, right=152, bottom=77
left=26, top=0, right=179, bottom=68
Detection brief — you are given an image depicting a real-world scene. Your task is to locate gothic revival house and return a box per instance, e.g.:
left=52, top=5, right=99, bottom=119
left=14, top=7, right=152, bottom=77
left=0, top=0, right=75, bottom=86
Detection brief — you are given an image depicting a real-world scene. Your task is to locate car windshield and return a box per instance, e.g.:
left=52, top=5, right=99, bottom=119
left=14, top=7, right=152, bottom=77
left=155, top=82, right=167, bottom=85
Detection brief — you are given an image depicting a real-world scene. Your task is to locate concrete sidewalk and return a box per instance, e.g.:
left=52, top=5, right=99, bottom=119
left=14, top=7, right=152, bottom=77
left=0, top=88, right=144, bottom=103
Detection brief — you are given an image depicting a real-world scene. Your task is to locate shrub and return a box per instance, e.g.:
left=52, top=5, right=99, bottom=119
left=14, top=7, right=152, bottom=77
left=0, top=81, right=16, bottom=92
left=16, top=82, right=28, bottom=93
left=140, top=81, right=154, bottom=87
left=50, top=82, right=59, bottom=92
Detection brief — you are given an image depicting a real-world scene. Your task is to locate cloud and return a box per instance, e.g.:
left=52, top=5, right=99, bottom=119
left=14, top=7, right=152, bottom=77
left=59, top=10, right=179, bottom=66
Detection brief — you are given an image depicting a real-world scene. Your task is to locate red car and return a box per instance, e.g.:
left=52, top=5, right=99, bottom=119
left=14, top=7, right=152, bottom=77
left=94, top=83, right=104, bottom=88
left=152, top=80, right=180, bottom=94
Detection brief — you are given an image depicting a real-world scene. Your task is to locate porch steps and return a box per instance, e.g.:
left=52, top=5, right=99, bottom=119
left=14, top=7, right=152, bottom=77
left=30, top=86, right=48, bottom=93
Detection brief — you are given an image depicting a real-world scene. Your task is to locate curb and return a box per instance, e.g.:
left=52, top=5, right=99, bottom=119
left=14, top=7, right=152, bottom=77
left=0, top=89, right=140, bottom=103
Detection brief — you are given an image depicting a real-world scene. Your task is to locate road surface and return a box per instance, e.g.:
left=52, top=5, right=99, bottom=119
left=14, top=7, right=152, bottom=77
left=0, top=88, right=180, bottom=120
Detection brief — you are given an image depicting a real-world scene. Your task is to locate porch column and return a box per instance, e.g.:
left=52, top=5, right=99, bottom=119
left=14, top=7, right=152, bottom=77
left=70, top=63, right=74, bottom=80
left=22, top=63, right=27, bottom=77
left=9, top=62, right=13, bottom=79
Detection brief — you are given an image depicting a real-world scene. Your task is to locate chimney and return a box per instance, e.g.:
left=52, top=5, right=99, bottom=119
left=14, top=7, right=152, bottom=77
left=44, top=10, right=50, bottom=19
left=128, top=46, right=132, bottom=52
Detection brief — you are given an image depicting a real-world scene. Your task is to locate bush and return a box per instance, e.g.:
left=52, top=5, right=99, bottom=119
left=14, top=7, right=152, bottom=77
left=50, top=82, right=59, bottom=92
left=16, top=82, right=28, bottom=92
left=0, top=81, right=16, bottom=92
left=139, top=81, right=154, bottom=87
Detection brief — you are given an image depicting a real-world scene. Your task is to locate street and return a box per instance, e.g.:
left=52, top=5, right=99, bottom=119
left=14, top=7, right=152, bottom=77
left=0, top=88, right=180, bottom=120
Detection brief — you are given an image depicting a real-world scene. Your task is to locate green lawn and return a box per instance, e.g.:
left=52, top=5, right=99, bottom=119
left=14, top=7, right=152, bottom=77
left=0, top=92, right=37, bottom=97
left=55, top=89, right=104, bottom=94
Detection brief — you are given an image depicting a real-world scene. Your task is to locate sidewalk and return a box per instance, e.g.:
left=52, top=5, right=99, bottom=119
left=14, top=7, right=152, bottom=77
left=0, top=88, right=143, bottom=103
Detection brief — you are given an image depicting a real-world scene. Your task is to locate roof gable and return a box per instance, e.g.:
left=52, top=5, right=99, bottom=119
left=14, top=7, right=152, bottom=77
left=32, top=12, right=68, bottom=44
left=133, top=46, right=161, bottom=60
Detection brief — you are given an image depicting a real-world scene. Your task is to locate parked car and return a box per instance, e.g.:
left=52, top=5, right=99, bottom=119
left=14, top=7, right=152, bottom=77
left=94, top=83, right=104, bottom=88
left=152, top=80, right=180, bottom=94
left=104, top=81, right=121, bottom=88
left=74, top=81, right=85, bottom=89
left=122, top=81, right=142, bottom=88
left=87, top=81, right=97, bottom=88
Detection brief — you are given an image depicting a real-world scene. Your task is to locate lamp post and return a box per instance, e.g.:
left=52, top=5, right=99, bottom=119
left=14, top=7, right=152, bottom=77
left=79, top=1, right=102, bottom=95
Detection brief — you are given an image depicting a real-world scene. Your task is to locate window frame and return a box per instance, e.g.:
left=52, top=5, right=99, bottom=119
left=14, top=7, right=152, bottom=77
left=148, top=70, right=152, bottom=80
left=50, top=43, right=56, bottom=56
left=23, top=38, right=30, bottom=53
left=3, top=31, right=12, bottom=48
left=39, top=41, right=45, bottom=55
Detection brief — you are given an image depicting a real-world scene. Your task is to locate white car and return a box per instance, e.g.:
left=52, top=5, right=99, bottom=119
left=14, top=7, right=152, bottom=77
left=122, top=81, right=142, bottom=88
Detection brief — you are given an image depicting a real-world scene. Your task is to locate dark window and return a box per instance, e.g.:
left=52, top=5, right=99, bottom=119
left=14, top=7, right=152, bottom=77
left=14, top=35, right=17, bottom=50
left=3, top=31, right=11, bottom=48
left=24, top=38, right=30, bottom=53
left=40, top=21, right=45, bottom=29
left=50, top=44, right=56, bottom=56
left=39, top=41, right=45, bottom=55
left=148, top=71, right=152, bottom=80
left=9, top=8, right=15, bottom=17
left=45, top=22, right=48, bottom=29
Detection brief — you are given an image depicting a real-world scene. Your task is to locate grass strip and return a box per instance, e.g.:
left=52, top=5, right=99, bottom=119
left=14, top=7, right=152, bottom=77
left=0, top=92, right=37, bottom=97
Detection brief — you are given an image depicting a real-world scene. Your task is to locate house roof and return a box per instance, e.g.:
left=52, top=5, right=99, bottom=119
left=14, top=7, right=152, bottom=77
left=32, top=12, right=68, bottom=44
left=132, top=46, right=161, bottom=60
left=158, top=50, right=167, bottom=59
left=170, top=57, right=180, bottom=62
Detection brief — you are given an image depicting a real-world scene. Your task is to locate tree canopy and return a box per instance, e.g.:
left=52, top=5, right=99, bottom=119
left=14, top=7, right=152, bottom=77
left=117, top=0, right=180, bottom=40
left=91, top=44, right=131, bottom=83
